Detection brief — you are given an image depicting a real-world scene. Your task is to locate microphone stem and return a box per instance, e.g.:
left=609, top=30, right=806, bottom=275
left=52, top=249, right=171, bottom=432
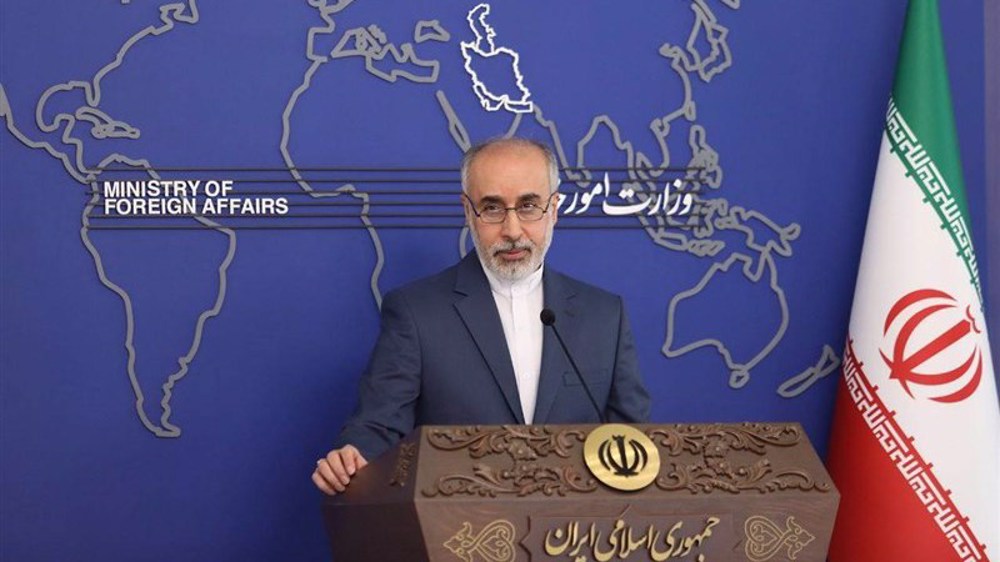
left=547, top=324, right=607, bottom=424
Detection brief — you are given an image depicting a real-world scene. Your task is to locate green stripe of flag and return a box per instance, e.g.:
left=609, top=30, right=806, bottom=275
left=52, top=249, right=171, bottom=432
left=891, top=0, right=971, bottom=228
left=885, top=97, right=983, bottom=303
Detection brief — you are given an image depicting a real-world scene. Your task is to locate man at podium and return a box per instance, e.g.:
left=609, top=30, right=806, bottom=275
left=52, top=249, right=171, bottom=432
left=312, top=137, right=650, bottom=495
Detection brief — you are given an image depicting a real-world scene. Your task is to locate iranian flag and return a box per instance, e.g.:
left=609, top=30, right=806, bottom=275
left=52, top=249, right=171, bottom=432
left=826, top=0, right=1000, bottom=561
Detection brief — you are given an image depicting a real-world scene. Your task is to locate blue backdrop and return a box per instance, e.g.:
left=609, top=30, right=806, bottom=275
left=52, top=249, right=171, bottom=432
left=0, top=1, right=988, bottom=560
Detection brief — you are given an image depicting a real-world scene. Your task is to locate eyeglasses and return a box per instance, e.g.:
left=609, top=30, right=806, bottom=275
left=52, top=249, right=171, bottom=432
left=464, top=193, right=556, bottom=224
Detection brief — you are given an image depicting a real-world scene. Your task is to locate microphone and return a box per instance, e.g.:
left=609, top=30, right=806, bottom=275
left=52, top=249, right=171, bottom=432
left=540, top=309, right=606, bottom=424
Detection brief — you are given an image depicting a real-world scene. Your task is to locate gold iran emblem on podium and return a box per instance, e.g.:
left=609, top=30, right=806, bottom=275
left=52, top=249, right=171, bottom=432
left=583, top=424, right=659, bottom=491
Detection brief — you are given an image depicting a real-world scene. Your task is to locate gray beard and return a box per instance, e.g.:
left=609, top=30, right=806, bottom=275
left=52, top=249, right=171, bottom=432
left=470, top=221, right=553, bottom=282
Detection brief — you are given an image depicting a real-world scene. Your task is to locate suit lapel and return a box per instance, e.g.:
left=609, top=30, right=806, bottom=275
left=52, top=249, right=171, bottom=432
left=532, top=269, right=577, bottom=424
left=453, top=254, right=525, bottom=424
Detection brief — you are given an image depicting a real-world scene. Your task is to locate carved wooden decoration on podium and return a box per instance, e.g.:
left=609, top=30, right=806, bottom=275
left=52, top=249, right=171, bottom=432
left=323, top=423, right=839, bottom=561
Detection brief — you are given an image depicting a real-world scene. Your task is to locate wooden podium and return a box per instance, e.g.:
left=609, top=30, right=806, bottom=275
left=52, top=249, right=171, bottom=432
left=323, top=423, right=839, bottom=561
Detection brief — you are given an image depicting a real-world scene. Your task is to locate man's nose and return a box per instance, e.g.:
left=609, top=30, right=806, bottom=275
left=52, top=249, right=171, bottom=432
left=500, top=210, right=524, bottom=240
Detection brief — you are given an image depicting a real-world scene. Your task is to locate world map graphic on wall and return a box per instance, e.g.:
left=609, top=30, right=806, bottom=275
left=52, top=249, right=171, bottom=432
left=2, top=0, right=852, bottom=439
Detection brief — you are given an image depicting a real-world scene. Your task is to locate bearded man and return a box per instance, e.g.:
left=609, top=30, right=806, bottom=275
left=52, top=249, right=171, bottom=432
left=312, top=137, right=650, bottom=495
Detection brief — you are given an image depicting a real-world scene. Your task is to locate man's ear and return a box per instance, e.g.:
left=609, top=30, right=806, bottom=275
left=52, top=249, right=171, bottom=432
left=551, top=192, right=559, bottom=226
left=461, top=193, right=473, bottom=225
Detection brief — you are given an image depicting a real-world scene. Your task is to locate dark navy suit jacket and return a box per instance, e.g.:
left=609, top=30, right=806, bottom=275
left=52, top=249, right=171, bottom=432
left=335, top=253, right=651, bottom=460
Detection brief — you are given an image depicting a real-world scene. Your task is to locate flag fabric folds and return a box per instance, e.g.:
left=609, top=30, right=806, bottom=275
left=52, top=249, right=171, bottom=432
left=826, top=0, right=1000, bottom=560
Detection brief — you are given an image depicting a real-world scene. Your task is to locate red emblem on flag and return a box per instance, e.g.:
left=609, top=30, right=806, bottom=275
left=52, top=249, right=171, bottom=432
left=880, top=289, right=983, bottom=403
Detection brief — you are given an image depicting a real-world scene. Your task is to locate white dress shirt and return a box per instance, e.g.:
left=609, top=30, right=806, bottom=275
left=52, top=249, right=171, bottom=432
left=479, top=258, right=545, bottom=424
